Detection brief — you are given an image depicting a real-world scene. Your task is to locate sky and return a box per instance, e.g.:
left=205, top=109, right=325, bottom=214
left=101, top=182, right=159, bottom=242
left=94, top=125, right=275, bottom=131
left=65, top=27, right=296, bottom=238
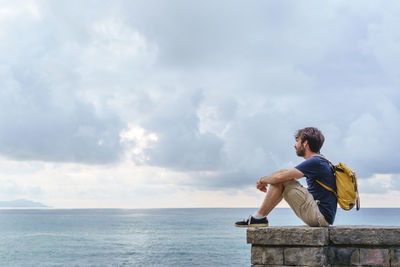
left=0, top=0, right=400, bottom=208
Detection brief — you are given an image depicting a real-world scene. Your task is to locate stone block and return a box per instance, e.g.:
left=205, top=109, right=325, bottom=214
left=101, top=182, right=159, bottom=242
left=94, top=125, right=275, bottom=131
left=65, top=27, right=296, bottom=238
left=284, top=247, right=328, bottom=266
left=329, top=247, right=359, bottom=265
left=391, top=248, right=400, bottom=266
left=252, top=265, right=309, bottom=267
left=251, top=246, right=283, bottom=265
left=330, top=226, right=400, bottom=246
left=359, top=248, right=390, bottom=266
left=247, top=226, right=329, bottom=246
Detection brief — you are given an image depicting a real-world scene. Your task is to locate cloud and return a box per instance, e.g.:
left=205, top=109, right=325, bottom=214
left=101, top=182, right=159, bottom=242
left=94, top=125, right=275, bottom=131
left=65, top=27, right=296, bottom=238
left=113, top=0, right=400, bottom=187
left=133, top=89, right=225, bottom=171
left=1, top=0, right=400, bottom=194
left=390, top=174, right=400, bottom=191
left=358, top=174, right=391, bottom=194
left=0, top=178, right=43, bottom=199
left=0, top=1, right=131, bottom=164
left=341, top=98, right=400, bottom=176
left=0, top=65, right=124, bottom=164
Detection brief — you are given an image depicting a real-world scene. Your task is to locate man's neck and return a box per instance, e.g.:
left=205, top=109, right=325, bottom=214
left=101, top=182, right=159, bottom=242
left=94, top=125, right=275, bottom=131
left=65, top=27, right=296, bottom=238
left=304, top=151, right=317, bottom=159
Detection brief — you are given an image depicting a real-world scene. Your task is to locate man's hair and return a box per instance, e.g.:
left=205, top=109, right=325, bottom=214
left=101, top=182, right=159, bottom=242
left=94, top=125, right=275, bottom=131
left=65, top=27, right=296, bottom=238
left=295, top=127, right=325, bottom=153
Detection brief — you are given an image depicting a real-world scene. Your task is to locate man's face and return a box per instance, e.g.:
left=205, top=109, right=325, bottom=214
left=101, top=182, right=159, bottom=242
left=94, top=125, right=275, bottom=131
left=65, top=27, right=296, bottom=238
left=295, top=138, right=306, bottom=157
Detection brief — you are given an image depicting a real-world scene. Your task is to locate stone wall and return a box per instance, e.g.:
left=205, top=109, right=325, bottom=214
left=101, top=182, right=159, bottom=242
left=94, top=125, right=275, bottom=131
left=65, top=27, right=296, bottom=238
left=247, top=226, right=400, bottom=267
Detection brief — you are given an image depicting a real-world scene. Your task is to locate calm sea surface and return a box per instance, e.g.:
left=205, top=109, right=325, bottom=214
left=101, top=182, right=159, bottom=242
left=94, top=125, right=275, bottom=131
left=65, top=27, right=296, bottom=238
left=0, top=208, right=399, bottom=266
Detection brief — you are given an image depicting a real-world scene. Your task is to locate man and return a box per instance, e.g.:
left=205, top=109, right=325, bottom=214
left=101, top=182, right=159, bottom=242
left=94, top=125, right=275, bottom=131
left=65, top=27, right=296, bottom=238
left=235, top=127, right=337, bottom=227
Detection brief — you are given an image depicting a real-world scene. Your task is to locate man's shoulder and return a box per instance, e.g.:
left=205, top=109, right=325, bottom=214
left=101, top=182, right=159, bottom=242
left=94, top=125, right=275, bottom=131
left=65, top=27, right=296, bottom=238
left=295, top=155, right=330, bottom=173
left=307, top=155, right=330, bottom=166
left=299, top=155, right=321, bottom=165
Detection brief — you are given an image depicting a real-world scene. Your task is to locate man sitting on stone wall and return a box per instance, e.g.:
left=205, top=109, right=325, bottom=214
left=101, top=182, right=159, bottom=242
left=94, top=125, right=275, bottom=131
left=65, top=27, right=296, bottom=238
left=235, top=127, right=337, bottom=227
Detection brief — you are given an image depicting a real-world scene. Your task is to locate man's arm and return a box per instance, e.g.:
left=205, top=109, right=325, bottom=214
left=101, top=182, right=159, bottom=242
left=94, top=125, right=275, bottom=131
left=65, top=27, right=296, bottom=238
left=258, top=168, right=304, bottom=185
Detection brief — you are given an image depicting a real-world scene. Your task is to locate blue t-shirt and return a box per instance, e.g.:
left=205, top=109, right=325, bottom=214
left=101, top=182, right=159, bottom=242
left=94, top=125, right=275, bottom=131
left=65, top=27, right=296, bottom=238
left=295, top=155, right=337, bottom=224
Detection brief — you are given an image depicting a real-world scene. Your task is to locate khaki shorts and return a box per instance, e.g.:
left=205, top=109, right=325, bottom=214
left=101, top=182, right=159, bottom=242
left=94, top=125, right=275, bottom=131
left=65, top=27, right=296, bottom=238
left=283, top=180, right=330, bottom=227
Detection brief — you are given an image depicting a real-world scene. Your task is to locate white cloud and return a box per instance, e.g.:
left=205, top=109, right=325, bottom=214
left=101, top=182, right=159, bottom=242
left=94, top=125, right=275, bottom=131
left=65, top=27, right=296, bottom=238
left=364, top=5, right=400, bottom=83
left=0, top=65, right=124, bottom=164
left=342, top=98, right=400, bottom=176
left=390, top=174, right=400, bottom=191
left=0, top=1, right=41, bottom=22
left=1, top=0, right=400, bottom=206
left=358, top=174, right=391, bottom=194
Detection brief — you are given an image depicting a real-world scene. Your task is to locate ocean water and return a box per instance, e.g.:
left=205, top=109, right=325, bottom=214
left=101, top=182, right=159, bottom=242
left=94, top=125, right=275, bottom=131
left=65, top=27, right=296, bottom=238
left=0, top=208, right=399, bottom=266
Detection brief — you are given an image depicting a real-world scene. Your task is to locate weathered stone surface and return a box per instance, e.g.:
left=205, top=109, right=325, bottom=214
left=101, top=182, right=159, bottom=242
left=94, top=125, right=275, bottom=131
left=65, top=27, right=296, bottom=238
left=391, top=248, right=399, bottom=266
left=247, top=226, right=329, bottom=246
left=359, top=248, right=390, bottom=266
left=251, top=265, right=309, bottom=267
left=251, top=246, right=283, bottom=265
left=251, top=265, right=297, bottom=267
left=328, top=247, right=359, bottom=265
left=330, top=226, right=400, bottom=246
left=284, top=247, right=328, bottom=266
left=251, top=264, right=310, bottom=267
left=248, top=226, right=400, bottom=267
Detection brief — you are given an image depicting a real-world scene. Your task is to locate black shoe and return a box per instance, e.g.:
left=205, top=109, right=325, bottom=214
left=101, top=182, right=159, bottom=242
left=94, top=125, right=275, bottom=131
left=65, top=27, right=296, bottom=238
left=234, top=215, right=268, bottom=228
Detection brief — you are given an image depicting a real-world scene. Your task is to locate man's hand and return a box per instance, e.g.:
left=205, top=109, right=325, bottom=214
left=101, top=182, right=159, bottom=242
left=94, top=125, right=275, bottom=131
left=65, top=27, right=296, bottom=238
left=256, top=178, right=267, bottom=192
left=255, top=168, right=304, bottom=192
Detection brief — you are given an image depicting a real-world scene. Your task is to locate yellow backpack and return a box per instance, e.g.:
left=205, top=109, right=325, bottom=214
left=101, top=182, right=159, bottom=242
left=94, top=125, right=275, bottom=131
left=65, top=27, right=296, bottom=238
left=316, top=155, right=360, bottom=211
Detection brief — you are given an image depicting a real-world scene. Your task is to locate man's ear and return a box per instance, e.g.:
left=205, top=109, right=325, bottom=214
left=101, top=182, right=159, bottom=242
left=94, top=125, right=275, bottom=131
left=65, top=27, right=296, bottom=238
left=302, top=140, right=309, bottom=148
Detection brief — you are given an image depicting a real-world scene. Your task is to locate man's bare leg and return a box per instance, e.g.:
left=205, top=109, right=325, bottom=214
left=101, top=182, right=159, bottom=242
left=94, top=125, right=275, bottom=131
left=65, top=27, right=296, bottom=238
left=235, top=180, right=292, bottom=227
left=257, top=182, right=285, bottom=217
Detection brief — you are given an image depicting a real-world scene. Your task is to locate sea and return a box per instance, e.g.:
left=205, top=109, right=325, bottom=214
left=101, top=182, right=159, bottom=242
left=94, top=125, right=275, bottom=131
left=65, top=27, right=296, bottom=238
left=0, top=208, right=399, bottom=266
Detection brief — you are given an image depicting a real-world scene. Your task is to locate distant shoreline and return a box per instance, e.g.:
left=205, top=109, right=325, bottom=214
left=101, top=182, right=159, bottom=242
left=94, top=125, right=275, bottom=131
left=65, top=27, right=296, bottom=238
left=0, top=199, right=48, bottom=208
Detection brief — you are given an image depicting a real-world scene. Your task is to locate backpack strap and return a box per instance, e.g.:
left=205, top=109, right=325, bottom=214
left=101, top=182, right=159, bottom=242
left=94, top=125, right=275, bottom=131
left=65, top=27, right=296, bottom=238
left=315, top=154, right=336, bottom=172
left=316, top=180, right=337, bottom=197
left=356, top=191, right=360, bottom=211
left=315, top=154, right=337, bottom=197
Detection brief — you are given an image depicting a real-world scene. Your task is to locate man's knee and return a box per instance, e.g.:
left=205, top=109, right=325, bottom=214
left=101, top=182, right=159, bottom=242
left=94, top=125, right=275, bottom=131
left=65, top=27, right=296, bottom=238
left=282, top=179, right=296, bottom=187
left=270, top=179, right=296, bottom=191
left=282, top=179, right=300, bottom=193
left=270, top=183, right=284, bottom=190
left=282, top=180, right=303, bottom=202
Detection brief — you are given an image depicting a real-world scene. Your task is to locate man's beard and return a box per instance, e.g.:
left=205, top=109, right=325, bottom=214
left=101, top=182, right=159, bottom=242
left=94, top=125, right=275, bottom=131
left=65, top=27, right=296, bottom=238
left=296, top=145, right=305, bottom=157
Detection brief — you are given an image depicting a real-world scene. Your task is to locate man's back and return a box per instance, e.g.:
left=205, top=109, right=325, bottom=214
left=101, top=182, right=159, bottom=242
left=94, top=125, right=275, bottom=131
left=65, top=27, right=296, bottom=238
left=295, top=155, right=337, bottom=224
